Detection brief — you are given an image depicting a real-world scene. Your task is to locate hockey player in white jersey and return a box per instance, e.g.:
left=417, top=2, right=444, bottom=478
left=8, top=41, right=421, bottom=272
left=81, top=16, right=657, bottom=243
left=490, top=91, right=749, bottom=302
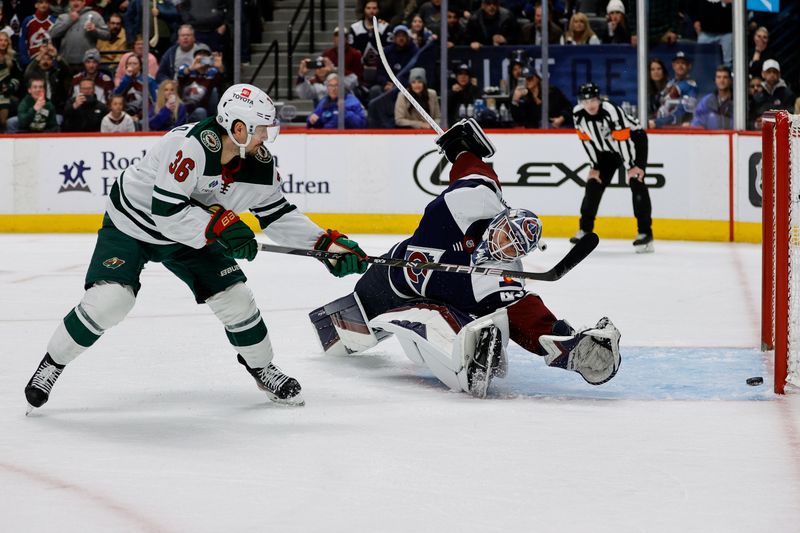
left=24, top=83, right=368, bottom=411
left=310, top=119, right=621, bottom=398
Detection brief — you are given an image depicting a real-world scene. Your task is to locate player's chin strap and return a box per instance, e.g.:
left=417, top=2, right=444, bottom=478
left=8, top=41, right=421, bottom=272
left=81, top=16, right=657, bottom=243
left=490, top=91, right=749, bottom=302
left=225, top=128, right=251, bottom=159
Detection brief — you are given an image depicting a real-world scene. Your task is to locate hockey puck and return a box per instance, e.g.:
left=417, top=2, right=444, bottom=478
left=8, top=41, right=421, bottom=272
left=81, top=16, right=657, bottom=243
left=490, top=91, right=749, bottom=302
left=746, top=376, right=764, bottom=386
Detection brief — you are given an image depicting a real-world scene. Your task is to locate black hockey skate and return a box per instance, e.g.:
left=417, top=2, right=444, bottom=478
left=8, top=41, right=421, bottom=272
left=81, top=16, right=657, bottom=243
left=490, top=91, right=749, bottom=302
left=569, top=230, right=586, bottom=244
left=237, top=354, right=304, bottom=406
left=25, top=353, right=65, bottom=414
left=468, top=326, right=505, bottom=399
left=632, top=233, right=654, bottom=254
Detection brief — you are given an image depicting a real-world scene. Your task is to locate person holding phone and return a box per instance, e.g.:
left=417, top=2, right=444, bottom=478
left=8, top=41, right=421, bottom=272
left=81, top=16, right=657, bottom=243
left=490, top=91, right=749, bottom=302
left=149, top=78, right=187, bottom=130
left=177, top=44, right=224, bottom=122
left=49, top=0, right=109, bottom=72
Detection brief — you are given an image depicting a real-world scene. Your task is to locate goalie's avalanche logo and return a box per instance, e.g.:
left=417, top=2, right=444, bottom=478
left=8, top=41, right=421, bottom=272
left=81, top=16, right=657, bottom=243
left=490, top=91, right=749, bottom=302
left=406, top=250, right=430, bottom=286
left=403, top=246, right=444, bottom=296
left=57, top=160, right=92, bottom=193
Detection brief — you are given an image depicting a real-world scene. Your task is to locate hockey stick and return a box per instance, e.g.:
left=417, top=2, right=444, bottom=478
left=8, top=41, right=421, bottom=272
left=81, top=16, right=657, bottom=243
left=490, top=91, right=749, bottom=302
left=258, top=232, right=598, bottom=282
left=373, top=16, right=445, bottom=136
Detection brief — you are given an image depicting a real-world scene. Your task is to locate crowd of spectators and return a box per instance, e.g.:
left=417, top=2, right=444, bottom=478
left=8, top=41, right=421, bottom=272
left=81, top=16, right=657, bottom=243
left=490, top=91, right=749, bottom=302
left=0, top=0, right=795, bottom=133
left=0, top=0, right=240, bottom=133
left=287, top=0, right=797, bottom=131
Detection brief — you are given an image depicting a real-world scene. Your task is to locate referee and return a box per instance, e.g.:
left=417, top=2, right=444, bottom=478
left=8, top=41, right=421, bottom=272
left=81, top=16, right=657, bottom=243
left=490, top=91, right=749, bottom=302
left=570, top=82, right=654, bottom=253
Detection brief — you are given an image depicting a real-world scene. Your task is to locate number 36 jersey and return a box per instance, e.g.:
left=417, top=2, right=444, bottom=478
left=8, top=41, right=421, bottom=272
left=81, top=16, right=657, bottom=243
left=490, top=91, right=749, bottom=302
left=106, top=117, right=323, bottom=250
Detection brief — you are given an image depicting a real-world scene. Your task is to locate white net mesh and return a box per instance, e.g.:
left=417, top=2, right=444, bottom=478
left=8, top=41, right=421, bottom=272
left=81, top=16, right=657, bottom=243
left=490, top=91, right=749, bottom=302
left=789, top=116, right=800, bottom=387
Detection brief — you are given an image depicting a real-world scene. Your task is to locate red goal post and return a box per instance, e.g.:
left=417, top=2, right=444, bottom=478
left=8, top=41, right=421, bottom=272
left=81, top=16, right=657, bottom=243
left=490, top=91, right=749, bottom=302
left=761, top=111, right=800, bottom=394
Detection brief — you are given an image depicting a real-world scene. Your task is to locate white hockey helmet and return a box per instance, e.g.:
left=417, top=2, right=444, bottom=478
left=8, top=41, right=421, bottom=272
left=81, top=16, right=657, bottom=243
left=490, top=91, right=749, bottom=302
left=472, top=208, right=543, bottom=264
left=216, top=83, right=279, bottom=158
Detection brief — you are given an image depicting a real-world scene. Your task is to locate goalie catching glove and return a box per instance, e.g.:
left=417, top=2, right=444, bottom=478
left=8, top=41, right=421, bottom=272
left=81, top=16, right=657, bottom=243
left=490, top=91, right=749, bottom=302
left=435, top=118, right=497, bottom=164
left=539, top=317, right=621, bottom=385
left=205, top=207, right=258, bottom=261
left=315, top=229, right=368, bottom=277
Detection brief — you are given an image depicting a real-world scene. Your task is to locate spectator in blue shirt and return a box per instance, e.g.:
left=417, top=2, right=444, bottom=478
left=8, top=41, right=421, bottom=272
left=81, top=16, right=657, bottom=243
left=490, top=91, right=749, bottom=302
left=690, top=65, right=732, bottom=130
left=307, top=73, right=367, bottom=129
left=649, top=51, right=698, bottom=129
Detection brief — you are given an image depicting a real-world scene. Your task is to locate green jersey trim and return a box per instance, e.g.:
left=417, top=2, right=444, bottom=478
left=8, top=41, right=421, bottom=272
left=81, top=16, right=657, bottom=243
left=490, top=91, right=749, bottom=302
left=256, top=203, right=297, bottom=229
left=108, top=181, right=175, bottom=244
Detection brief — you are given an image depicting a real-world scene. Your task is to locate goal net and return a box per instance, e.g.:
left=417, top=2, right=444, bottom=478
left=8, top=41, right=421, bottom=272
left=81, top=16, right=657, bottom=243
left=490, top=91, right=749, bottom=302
left=762, top=111, right=800, bottom=393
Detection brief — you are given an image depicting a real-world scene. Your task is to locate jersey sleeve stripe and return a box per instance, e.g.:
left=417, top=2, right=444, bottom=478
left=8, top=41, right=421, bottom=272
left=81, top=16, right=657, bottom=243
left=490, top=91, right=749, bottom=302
left=153, top=185, right=190, bottom=203
left=256, top=203, right=297, bottom=229
left=152, top=196, right=189, bottom=217
left=251, top=198, right=288, bottom=216
left=255, top=198, right=288, bottom=212
left=152, top=190, right=187, bottom=207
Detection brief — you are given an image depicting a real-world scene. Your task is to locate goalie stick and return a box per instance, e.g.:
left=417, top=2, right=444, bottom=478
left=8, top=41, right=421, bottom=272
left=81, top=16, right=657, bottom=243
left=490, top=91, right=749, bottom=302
left=258, top=232, right=598, bottom=282
left=373, top=16, right=444, bottom=136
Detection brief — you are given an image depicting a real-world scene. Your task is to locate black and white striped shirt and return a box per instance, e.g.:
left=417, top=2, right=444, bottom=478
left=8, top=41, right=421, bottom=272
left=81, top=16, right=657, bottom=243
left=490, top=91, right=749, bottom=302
left=572, top=100, right=645, bottom=169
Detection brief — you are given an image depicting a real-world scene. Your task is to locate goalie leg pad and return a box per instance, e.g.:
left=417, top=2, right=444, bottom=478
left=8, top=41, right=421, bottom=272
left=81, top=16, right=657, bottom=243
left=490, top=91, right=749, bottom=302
left=371, top=304, right=464, bottom=390
left=539, top=317, right=621, bottom=385
left=369, top=304, right=510, bottom=396
left=207, top=282, right=273, bottom=368
left=309, top=293, right=386, bottom=355
left=48, top=281, right=136, bottom=365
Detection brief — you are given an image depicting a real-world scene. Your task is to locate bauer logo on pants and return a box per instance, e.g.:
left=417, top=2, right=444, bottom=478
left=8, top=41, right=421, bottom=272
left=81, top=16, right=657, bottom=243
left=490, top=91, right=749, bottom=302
left=102, top=257, right=125, bottom=269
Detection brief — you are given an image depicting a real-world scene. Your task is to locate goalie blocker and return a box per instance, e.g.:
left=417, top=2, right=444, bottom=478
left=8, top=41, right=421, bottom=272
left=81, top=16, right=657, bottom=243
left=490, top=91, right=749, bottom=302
left=310, top=295, right=621, bottom=396
left=435, top=118, right=496, bottom=164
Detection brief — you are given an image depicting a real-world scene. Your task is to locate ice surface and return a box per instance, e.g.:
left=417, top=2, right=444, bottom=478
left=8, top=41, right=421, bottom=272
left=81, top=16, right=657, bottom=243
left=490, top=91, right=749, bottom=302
left=2, top=234, right=799, bottom=532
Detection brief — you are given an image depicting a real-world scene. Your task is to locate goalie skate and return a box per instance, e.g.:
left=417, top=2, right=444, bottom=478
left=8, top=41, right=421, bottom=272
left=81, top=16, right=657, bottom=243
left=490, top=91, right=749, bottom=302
left=25, top=353, right=65, bottom=413
left=467, top=326, right=505, bottom=398
left=633, top=233, right=654, bottom=254
left=237, top=355, right=304, bottom=406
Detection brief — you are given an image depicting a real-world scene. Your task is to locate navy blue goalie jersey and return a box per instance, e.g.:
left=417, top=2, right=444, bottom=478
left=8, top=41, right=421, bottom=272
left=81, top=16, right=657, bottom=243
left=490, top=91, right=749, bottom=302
left=386, top=153, right=527, bottom=316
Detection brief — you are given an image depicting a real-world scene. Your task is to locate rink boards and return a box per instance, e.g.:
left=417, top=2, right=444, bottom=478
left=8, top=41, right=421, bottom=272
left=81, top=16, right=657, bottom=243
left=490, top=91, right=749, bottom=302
left=0, top=130, right=763, bottom=242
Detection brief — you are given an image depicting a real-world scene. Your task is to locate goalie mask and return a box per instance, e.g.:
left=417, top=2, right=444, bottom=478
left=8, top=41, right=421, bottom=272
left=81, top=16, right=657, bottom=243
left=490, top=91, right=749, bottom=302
left=472, top=209, right=543, bottom=264
left=216, top=83, right=279, bottom=158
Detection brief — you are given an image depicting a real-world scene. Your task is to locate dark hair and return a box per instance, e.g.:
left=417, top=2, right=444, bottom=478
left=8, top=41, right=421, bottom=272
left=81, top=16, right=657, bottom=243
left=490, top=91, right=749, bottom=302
left=28, top=75, right=46, bottom=88
left=648, top=58, right=668, bottom=91
left=716, top=64, right=732, bottom=76
left=407, top=80, right=431, bottom=115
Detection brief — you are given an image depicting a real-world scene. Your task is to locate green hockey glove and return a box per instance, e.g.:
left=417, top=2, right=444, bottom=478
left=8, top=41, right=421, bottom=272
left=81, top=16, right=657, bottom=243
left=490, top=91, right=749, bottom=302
left=314, top=229, right=368, bottom=277
left=205, top=208, right=258, bottom=261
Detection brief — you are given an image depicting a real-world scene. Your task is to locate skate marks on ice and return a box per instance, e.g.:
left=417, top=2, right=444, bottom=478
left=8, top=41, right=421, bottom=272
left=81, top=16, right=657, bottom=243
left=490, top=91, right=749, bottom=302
left=494, top=346, right=774, bottom=401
